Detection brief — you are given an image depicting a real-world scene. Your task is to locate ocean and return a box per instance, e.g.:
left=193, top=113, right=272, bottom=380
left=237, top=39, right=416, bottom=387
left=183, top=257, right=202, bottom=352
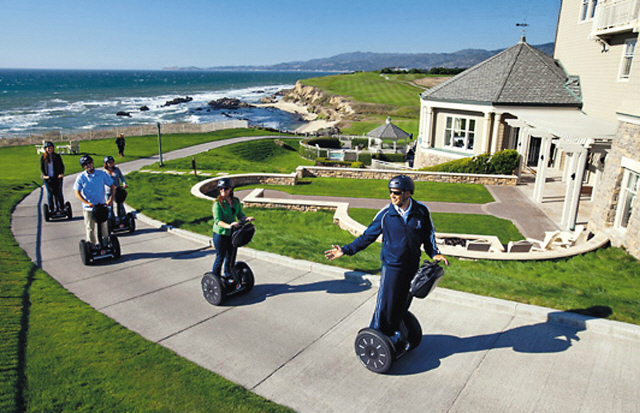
left=0, top=69, right=336, bottom=138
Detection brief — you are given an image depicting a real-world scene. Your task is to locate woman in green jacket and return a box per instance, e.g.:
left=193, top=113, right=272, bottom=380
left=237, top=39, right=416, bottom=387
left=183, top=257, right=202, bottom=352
left=212, top=178, right=254, bottom=282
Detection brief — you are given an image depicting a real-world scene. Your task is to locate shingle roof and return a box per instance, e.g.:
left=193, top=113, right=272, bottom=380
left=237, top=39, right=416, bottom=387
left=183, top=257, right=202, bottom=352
left=367, top=117, right=410, bottom=139
left=421, top=41, right=582, bottom=106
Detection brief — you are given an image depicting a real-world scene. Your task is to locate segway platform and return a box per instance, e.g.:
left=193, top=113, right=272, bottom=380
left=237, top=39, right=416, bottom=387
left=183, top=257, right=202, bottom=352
left=43, top=201, right=72, bottom=222
left=201, top=222, right=255, bottom=305
left=110, top=212, right=135, bottom=234
left=355, top=261, right=444, bottom=373
left=79, top=204, right=122, bottom=265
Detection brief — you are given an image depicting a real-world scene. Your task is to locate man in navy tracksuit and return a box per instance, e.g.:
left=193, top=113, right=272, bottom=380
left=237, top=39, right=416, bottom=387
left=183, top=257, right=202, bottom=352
left=325, top=175, right=448, bottom=337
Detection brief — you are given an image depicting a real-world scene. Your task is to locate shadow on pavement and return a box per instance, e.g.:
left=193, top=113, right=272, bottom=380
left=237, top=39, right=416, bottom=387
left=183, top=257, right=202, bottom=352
left=390, top=311, right=588, bottom=376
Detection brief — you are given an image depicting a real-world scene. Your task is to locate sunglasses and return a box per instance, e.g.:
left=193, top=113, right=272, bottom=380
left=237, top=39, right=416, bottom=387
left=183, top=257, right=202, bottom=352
left=219, top=187, right=231, bottom=191
left=389, top=190, right=404, bottom=196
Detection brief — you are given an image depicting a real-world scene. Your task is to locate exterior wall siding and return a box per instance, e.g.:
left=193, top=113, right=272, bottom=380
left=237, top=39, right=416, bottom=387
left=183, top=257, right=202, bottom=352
left=588, top=121, right=640, bottom=259
left=555, top=0, right=640, bottom=121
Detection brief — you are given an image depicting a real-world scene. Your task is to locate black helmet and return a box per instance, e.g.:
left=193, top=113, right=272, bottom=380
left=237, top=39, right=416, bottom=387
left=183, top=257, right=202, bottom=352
left=216, top=178, right=234, bottom=190
left=104, top=156, right=114, bottom=164
left=44, top=141, right=54, bottom=148
left=388, top=175, right=415, bottom=194
left=79, top=155, right=94, bottom=166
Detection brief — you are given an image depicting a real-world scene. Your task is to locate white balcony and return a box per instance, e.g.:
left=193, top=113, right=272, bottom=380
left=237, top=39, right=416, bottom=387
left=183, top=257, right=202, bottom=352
left=592, top=0, right=640, bottom=36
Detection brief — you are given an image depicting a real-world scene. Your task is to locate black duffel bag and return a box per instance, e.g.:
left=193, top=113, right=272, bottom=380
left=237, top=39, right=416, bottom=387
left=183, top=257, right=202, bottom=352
left=231, top=222, right=255, bottom=247
left=410, top=260, right=445, bottom=298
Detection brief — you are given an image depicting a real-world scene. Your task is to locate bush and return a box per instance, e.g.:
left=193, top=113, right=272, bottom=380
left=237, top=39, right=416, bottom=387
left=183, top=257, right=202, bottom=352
left=302, top=136, right=342, bottom=149
left=419, top=150, right=519, bottom=175
left=351, top=138, right=369, bottom=149
left=490, top=149, right=520, bottom=175
left=315, top=158, right=364, bottom=168
left=372, top=153, right=406, bottom=163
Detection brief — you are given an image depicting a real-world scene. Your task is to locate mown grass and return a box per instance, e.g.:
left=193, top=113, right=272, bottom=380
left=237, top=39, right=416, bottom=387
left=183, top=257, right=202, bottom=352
left=300, top=72, right=427, bottom=136
left=0, top=131, right=297, bottom=413
left=143, top=137, right=315, bottom=174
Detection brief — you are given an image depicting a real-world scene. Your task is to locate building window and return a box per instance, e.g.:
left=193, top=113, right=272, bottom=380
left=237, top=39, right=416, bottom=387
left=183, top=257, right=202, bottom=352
left=619, top=39, right=636, bottom=80
left=580, top=0, right=597, bottom=21
left=444, top=116, right=476, bottom=151
left=616, top=169, right=639, bottom=229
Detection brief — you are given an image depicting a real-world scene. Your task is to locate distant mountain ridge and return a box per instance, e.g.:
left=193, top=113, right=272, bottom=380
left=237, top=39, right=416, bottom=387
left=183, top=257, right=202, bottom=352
left=164, top=43, right=554, bottom=72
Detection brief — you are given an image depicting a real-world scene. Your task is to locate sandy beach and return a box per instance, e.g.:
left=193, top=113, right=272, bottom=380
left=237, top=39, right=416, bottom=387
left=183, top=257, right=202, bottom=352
left=256, top=99, right=339, bottom=134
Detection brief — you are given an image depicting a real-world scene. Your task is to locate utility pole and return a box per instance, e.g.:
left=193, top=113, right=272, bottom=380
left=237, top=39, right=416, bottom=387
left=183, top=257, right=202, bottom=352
left=157, top=122, right=164, bottom=167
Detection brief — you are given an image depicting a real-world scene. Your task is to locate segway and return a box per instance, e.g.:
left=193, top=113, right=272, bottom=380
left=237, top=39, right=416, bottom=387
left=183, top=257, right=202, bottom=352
left=109, top=187, right=135, bottom=234
left=201, top=221, right=255, bottom=305
left=79, top=203, right=121, bottom=265
left=355, top=261, right=444, bottom=373
left=43, top=178, right=72, bottom=222
left=43, top=201, right=72, bottom=222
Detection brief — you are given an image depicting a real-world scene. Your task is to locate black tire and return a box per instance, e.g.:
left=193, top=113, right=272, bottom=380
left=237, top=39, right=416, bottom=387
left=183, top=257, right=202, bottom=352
left=65, top=202, right=72, bottom=220
left=201, top=273, right=225, bottom=305
left=234, top=261, right=254, bottom=293
left=127, top=213, right=135, bottom=234
left=43, top=204, right=50, bottom=222
left=403, top=311, right=422, bottom=350
left=79, top=240, right=92, bottom=265
left=354, top=328, right=394, bottom=373
left=110, top=235, right=121, bottom=259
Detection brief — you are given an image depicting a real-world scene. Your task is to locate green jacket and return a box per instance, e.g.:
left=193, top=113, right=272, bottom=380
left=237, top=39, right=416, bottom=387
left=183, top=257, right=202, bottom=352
left=212, top=197, right=245, bottom=236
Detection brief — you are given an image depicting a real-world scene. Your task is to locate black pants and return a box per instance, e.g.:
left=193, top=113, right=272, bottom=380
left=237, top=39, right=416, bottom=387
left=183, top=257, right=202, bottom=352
left=44, top=177, right=64, bottom=211
left=370, top=262, right=419, bottom=337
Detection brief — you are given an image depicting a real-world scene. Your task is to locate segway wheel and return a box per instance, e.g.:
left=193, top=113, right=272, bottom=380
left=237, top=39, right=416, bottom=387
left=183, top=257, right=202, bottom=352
left=110, top=235, right=121, bottom=259
left=43, top=204, right=51, bottom=222
left=127, top=213, right=135, bottom=234
left=79, top=240, right=92, bottom=265
left=355, top=328, right=394, bottom=373
left=234, top=261, right=254, bottom=293
left=403, top=311, right=422, bottom=350
left=201, top=272, right=226, bottom=305
left=65, top=202, right=72, bottom=220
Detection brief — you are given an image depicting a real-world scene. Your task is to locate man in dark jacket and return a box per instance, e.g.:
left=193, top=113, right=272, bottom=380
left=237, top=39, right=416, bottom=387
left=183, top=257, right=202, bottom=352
left=39, top=141, right=66, bottom=212
left=325, top=175, right=448, bottom=337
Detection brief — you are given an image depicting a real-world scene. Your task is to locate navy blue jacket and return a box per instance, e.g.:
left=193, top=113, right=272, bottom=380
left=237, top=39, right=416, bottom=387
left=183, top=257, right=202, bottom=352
left=342, top=199, right=440, bottom=269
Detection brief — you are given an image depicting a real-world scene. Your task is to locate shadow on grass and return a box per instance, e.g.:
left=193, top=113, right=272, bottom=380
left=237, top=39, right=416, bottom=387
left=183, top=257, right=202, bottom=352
left=388, top=308, right=612, bottom=376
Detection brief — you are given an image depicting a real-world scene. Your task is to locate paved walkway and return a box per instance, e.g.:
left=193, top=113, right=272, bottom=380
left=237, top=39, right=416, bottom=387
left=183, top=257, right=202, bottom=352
left=12, top=138, right=640, bottom=413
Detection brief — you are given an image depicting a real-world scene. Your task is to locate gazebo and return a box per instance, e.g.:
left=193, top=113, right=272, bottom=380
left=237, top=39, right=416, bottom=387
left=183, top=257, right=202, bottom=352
left=367, top=117, right=411, bottom=153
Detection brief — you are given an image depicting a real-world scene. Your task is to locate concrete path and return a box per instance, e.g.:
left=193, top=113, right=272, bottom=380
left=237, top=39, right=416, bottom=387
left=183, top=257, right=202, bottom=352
left=12, top=139, right=640, bottom=413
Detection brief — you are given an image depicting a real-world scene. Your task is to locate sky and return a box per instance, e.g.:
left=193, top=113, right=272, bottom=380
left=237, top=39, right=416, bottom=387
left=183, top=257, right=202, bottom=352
left=1, top=0, right=562, bottom=70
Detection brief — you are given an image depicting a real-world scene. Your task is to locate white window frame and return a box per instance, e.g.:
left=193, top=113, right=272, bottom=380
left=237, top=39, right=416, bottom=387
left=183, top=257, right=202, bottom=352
left=614, top=158, right=640, bottom=230
left=619, top=38, right=636, bottom=81
left=579, top=0, right=598, bottom=22
left=444, top=116, right=476, bottom=152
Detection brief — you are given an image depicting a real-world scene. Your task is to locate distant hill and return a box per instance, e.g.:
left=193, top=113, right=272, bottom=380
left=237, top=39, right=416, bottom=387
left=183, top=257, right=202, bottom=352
left=165, top=43, right=554, bottom=72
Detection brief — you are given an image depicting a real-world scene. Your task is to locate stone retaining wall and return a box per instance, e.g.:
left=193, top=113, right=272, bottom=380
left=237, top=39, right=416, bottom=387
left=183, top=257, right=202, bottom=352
left=296, top=166, right=518, bottom=185
left=191, top=173, right=298, bottom=201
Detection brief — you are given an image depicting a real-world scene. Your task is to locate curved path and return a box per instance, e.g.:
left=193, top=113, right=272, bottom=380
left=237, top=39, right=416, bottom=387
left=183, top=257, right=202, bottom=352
left=12, top=136, right=640, bottom=413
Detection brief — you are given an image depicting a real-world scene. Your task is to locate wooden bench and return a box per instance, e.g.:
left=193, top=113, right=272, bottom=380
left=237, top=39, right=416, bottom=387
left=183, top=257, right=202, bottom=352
left=57, top=140, right=80, bottom=155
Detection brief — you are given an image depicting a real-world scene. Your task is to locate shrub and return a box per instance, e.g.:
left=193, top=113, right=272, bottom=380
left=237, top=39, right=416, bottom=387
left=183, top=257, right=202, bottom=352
left=302, top=136, right=342, bottom=149
left=372, top=153, right=406, bottom=163
left=490, top=149, right=520, bottom=175
left=351, top=138, right=369, bottom=149
left=314, top=158, right=364, bottom=168
left=419, top=149, right=520, bottom=175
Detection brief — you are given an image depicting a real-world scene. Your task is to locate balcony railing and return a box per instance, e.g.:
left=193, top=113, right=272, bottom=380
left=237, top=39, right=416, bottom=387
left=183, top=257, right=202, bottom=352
left=592, top=0, right=640, bottom=35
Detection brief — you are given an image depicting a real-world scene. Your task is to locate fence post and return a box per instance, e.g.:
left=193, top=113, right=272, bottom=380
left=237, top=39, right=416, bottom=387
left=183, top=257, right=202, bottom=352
left=157, top=123, right=164, bottom=167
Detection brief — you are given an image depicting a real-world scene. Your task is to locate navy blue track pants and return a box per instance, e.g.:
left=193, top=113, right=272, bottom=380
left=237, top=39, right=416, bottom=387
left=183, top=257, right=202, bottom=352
left=370, top=263, right=419, bottom=337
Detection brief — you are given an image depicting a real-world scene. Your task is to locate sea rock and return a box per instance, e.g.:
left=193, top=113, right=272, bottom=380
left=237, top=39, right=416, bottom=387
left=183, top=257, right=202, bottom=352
left=162, top=96, right=193, bottom=107
left=208, top=97, right=253, bottom=110
left=116, top=111, right=131, bottom=117
left=139, top=105, right=149, bottom=111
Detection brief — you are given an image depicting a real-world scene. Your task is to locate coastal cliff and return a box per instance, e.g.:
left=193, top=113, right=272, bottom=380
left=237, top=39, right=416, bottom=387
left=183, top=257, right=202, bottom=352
left=282, top=81, right=354, bottom=122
